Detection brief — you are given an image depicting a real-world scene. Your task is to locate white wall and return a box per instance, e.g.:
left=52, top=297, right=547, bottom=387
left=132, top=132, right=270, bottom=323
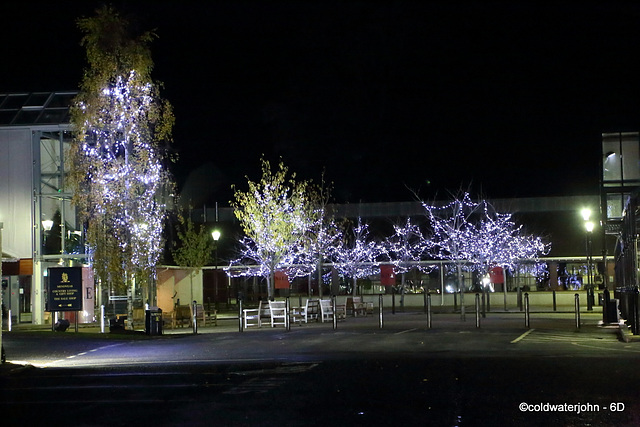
left=0, top=128, right=33, bottom=258
left=157, top=268, right=203, bottom=312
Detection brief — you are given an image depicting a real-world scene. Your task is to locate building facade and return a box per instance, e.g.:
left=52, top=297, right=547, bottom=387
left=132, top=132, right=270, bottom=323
left=1, top=91, right=93, bottom=325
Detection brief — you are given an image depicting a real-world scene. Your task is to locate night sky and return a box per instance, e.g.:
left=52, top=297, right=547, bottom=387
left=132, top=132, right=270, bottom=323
left=3, top=1, right=640, bottom=205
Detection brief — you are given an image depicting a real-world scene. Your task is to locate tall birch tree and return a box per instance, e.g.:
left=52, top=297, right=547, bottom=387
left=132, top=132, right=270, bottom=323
left=68, top=6, right=174, bottom=326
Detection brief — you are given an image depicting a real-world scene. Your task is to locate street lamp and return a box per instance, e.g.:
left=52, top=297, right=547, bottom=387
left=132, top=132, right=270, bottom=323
left=581, top=209, right=595, bottom=311
left=211, top=230, right=221, bottom=311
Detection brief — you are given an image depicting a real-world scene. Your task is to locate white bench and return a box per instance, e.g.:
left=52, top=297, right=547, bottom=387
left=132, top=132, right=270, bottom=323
left=292, top=299, right=320, bottom=323
left=243, top=300, right=268, bottom=329
left=268, top=300, right=287, bottom=327
left=320, top=299, right=346, bottom=322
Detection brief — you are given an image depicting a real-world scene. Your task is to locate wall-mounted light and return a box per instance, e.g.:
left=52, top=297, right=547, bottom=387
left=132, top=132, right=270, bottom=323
left=42, top=219, right=54, bottom=231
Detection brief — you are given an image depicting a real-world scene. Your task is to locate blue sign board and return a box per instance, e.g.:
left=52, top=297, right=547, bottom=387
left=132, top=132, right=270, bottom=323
left=47, top=267, right=83, bottom=311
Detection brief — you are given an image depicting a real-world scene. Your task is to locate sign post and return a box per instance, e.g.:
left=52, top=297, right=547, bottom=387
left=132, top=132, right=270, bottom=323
left=47, top=267, right=83, bottom=331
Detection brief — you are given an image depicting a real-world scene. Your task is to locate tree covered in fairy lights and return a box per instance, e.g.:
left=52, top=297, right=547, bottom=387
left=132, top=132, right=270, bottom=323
left=423, top=193, right=483, bottom=294
left=424, top=193, right=550, bottom=290
left=461, top=201, right=550, bottom=282
left=69, top=7, right=175, bottom=317
left=332, top=217, right=385, bottom=295
left=229, top=158, right=316, bottom=299
left=384, top=217, right=430, bottom=303
left=304, top=176, right=342, bottom=297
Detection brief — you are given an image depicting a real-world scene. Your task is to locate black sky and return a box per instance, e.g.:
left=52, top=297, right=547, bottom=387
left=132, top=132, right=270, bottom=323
left=3, top=1, right=640, bottom=204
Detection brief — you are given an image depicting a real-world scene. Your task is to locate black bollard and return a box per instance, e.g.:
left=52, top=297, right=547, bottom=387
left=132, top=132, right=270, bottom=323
left=475, top=293, right=481, bottom=328
left=427, top=293, right=432, bottom=329
left=525, top=292, right=530, bottom=328
left=575, top=293, right=581, bottom=329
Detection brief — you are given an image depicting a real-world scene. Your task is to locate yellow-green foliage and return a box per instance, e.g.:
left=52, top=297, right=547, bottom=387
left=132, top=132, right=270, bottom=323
left=172, top=213, right=214, bottom=276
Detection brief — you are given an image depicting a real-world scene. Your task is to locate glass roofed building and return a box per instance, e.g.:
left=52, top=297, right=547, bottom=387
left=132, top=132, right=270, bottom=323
left=1, top=91, right=93, bottom=326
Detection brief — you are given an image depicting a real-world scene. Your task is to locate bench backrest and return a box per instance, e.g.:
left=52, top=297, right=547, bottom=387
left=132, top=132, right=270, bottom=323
left=320, top=299, right=333, bottom=314
left=191, top=303, right=205, bottom=317
left=269, top=300, right=287, bottom=312
left=346, top=297, right=363, bottom=310
left=175, top=305, right=191, bottom=319
left=306, top=299, right=320, bottom=315
left=258, top=300, right=271, bottom=317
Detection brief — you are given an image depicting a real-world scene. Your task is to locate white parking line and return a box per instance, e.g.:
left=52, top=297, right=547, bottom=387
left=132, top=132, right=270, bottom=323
left=511, top=329, right=535, bottom=343
left=394, top=328, right=418, bottom=335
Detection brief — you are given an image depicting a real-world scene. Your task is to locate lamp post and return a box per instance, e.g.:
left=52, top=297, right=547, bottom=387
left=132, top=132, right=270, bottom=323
left=42, top=219, right=53, bottom=255
left=581, top=208, right=595, bottom=311
left=211, top=230, right=221, bottom=311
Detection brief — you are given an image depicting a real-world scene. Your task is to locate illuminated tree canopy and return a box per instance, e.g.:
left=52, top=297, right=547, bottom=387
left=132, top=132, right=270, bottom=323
left=423, top=193, right=550, bottom=286
left=332, top=217, right=384, bottom=295
left=229, top=158, right=314, bottom=299
left=68, top=6, right=174, bottom=303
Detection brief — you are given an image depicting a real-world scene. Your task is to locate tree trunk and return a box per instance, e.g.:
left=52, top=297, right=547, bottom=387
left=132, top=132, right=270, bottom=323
left=457, top=262, right=465, bottom=321
left=267, top=271, right=274, bottom=300
left=126, top=272, right=134, bottom=330
left=400, top=272, right=406, bottom=309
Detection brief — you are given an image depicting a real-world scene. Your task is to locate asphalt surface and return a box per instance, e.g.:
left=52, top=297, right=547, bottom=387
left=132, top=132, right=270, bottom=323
left=2, top=309, right=639, bottom=426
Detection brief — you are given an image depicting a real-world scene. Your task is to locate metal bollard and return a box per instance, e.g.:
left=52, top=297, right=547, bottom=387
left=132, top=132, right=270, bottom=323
left=423, top=292, right=427, bottom=314
left=286, top=297, right=291, bottom=332
left=427, top=293, right=432, bottom=329
left=392, top=289, right=396, bottom=315
left=475, top=293, right=481, bottom=328
left=575, top=293, right=581, bottom=329
left=7, top=309, right=11, bottom=332
left=524, top=292, right=530, bottom=328
left=100, top=305, right=105, bottom=333
left=379, top=294, right=384, bottom=329
left=238, top=299, right=243, bottom=332
left=192, top=301, right=198, bottom=335
left=553, top=290, right=557, bottom=312
left=481, top=290, right=486, bottom=318
left=332, top=296, right=337, bottom=330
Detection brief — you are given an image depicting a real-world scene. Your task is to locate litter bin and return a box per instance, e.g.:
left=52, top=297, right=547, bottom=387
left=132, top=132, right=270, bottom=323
left=109, top=316, right=125, bottom=333
left=606, top=299, right=620, bottom=323
left=614, top=288, right=639, bottom=334
left=54, top=318, right=70, bottom=332
left=145, top=307, right=163, bottom=336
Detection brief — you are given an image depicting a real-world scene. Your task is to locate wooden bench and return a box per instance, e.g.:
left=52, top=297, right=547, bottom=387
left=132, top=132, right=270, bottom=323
left=163, top=305, right=191, bottom=329
left=346, top=296, right=369, bottom=316
left=191, top=303, right=218, bottom=327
